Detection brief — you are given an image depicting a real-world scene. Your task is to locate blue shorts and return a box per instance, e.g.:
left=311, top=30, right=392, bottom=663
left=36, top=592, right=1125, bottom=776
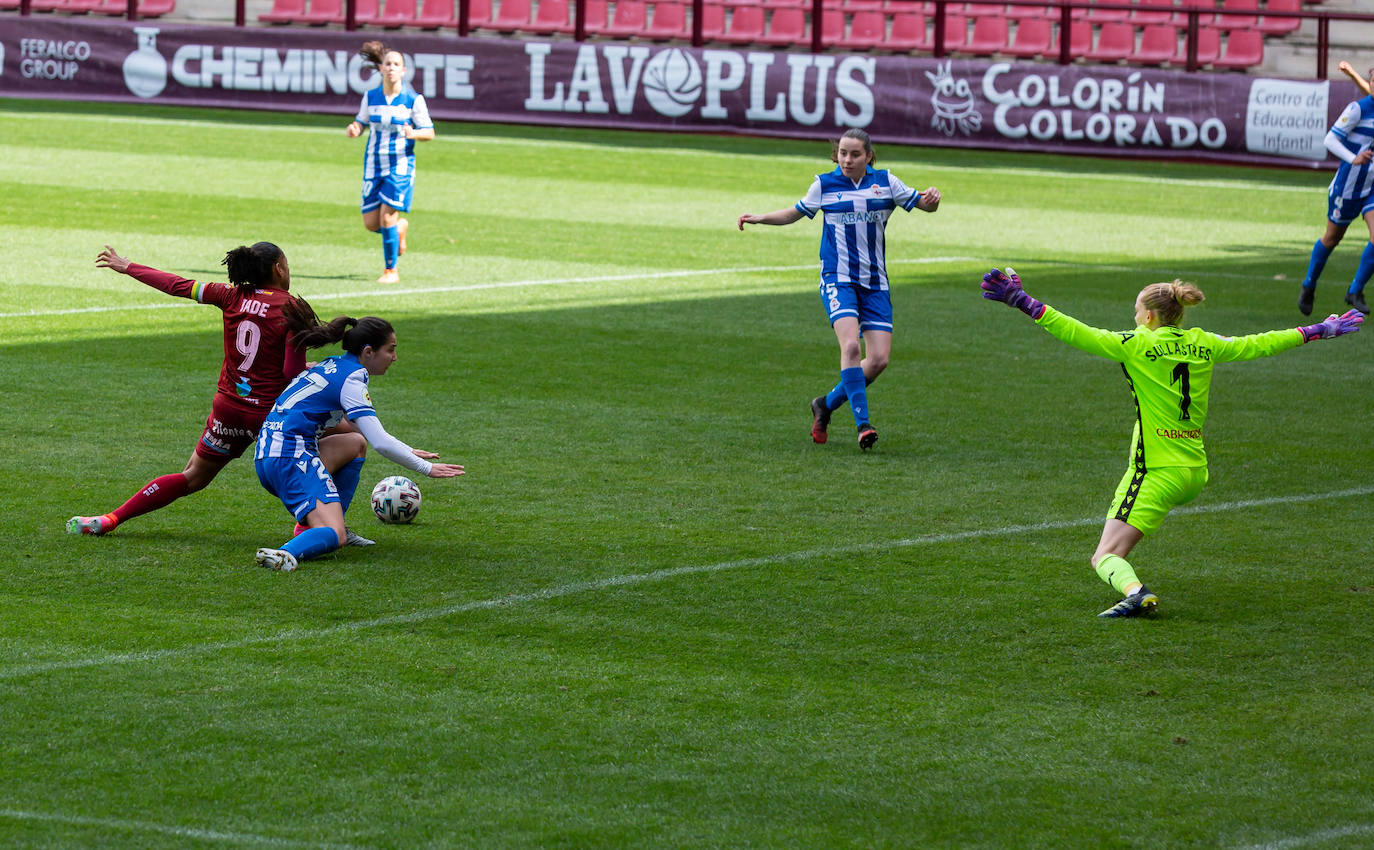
left=255, top=452, right=341, bottom=523
left=361, top=173, right=413, bottom=214
left=819, top=280, right=894, bottom=333
left=1327, top=184, right=1374, bottom=226
left=1109, top=464, right=1208, bottom=536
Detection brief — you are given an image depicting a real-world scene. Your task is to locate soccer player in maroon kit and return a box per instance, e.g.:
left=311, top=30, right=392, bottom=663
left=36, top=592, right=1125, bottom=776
left=67, top=243, right=323, bottom=536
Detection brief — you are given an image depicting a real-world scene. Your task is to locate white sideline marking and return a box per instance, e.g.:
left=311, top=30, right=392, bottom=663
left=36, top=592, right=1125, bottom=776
left=6, top=485, right=1372, bottom=682
left=0, top=808, right=366, bottom=849
left=1233, top=823, right=1374, bottom=849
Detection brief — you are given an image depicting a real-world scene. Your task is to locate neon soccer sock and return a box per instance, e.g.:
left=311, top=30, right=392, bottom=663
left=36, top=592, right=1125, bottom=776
left=334, top=457, right=365, bottom=514
left=1303, top=239, right=1334, bottom=290
left=1349, top=242, right=1374, bottom=295
left=840, top=366, right=869, bottom=427
left=281, top=526, right=340, bottom=562
left=380, top=225, right=399, bottom=270
left=1095, top=553, right=1142, bottom=596
left=111, top=473, right=191, bottom=525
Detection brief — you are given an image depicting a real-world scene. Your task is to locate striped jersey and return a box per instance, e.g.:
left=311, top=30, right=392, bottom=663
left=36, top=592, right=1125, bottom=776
left=355, top=85, right=432, bottom=180
left=256, top=353, right=376, bottom=461
left=794, top=165, right=922, bottom=290
left=124, top=263, right=305, bottom=412
left=1035, top=306, right=1303, bottom=469
left=1328, top=96, right=1374, bottom=203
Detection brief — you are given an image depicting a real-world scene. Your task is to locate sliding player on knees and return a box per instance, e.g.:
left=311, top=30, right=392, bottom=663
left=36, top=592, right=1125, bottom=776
left=981, top=268, right=1361, bottom=617
left=253, top=316, right=464, bottom=572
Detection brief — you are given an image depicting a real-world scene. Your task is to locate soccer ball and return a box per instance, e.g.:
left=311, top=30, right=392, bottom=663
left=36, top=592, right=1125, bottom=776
left=370, top=476, right=421, bottom=524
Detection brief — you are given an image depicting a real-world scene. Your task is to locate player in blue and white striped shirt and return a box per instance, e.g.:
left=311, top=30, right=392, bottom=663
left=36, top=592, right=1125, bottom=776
left=1299, top=64, right=1374, bottom=317
left=738, top=129, right=941, bottom=450
left=345, top=41, right=434, bottom=286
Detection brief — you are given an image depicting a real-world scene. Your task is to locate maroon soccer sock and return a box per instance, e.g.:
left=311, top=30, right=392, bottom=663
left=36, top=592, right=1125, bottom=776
left=110, top=473, right=191, bottom=526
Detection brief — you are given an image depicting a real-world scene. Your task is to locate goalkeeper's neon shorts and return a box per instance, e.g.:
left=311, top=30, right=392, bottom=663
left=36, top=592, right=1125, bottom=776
left=1108, top=464, right=1208, bottom=535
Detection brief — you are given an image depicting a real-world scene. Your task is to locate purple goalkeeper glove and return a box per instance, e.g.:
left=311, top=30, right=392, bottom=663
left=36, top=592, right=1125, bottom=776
left=1299, top=309, right=1364, bottom=342
left=981, top=267, right=1045, bottom=319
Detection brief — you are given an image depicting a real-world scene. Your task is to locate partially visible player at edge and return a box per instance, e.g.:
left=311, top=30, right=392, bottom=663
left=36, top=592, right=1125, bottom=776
left=253, top=316, right=464, bottom=572
left=66, top=244, right=346, bottom=538
left=981, top=267, right=1362, bottom=618
left=1298, top=61, right=1374, bottom=316
left=345, top=40, right=434, bottom=285
left=737, top=128, right=941, bottom=450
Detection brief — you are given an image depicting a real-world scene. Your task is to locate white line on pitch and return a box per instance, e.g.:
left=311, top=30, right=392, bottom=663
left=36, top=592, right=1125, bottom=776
left=0, top=808, right=367, bottom=849
left=4, top=485, right=1371, bottom=683
left=1231, top=822, right=1374, bottom=850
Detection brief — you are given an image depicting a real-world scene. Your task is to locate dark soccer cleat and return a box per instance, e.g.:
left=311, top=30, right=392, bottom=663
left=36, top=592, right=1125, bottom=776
left=1346, top=291, right=1369, bottom=315
left=1298, top=286, right=1315, bottom=317
left=810, top=396, right=831, bottom=444
left=857, top=423, right=878, bottom=451
left=1098, top=585, right=1159, bottom=618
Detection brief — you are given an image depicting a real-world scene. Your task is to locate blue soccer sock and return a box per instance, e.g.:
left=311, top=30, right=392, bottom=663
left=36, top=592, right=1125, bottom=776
left=281, top=526, right=340, bottom=562
left=1349, top=242, right=1374, bottom=295
left=823, top=373, right=874, bottom=411
left=380, top=225, right=399, bottom=270
left=840, top=366, right=869, bottom=427
left=334, top=457, right=365, bottom=514
left=1304, top=239, right=1334, bottom=290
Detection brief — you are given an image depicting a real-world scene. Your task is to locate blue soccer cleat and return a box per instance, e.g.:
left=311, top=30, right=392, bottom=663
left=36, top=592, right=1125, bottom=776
left=1098, top=586, right=1159, bottom=618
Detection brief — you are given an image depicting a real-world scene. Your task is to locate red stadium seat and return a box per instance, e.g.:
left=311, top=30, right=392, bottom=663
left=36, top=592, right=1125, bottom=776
left=884, top=11, right=930, bottom=48
left=1215, top=0, right=1254, bottom=28
left=760, top=6, right=807, bottom=43
left=260, top=0, right=306, bottom=22
left=1051, top=19, right=1093, bottom=57
left=1132, top=22, right=1178, bottom=62
left=1256, top=0, right=1297, bottom=32
left=582, top=0, right=611, bottom=30
left=819, top=7, right=847, bottom=43
left=965, top=13, right=1008, bottom=52
left=530, top=0, right=573, bottom=30
left=1086, top=0, right=1128, bottom=22
left=89, top=0, right=130, bottom=13
left=377, top=0, right=417, bottom=26
left=416, top=0, right=454, bottom=27
left=490, top=0, right=531, bottom=29
left=845, top=0, right=884, bottom=9
left=1006, top=2, right=1049, bottom=15
left=843, top=9, right=888, bottom=46
left=1086, top=20, right=1133, bottom=60
left=698, top=2, right=727, bottom=38
left=605, top=0, right=647, bottom=33
left=722, top=4, right=765, bottom=40
left=1212, top=25, right=1262, bottom=67
left=644, top=0, right=689, bottom=36
left=1129, top=0, right=1173, bottom=25
left=1005, top=15, right=1052, bottom=54
left=298, top=0, right=341, bottom=24
left=938, top=12, right=968, bottom=48
left=1174, top=23, right=1219, bottom=63
left=1172, top=0, right=1215, bottom=25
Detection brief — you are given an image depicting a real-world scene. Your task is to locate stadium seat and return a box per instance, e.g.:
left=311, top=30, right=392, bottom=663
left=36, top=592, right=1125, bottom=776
left=759, top=6, right=806, bottom=43
left=963, top=1, right=1002, bottom=14
left=843, top=9, right=888, bottom=46
left=965, top=13, right=1008, bottom=52
left=490, top=0, right=531, bottom=29
left=89, top=0, right=130, bottom=14
left=260, top=0, right=307, bottom=23
left=883, top=11, right=930, bottom=48
left=1212, top=25, right=1262, bottom=67
left=1006, top=2, right=1049, bottom=16
left=377, top=0, right=417, bottom=26
left=1132, top=22, right=1179, bottom=62
left=1174, top=23, right=1219, bottom=63
left=642, top=0, right=687, bottom=35
left=1051, top=19, right=1093, bottom=57
left=1005, top=15, right=1052, bottom=54
left=530, top=0, right=573, bottom=30
left=1086, top=20, right=1133, bottom=60
left=298, top=0, right=341, bottom=24
left=819, top=7, right=847, bottom=43
left=844, top=0, right=884, bottom=10
left=722, top=4, right=765, bottom=40
left=605, top=0, right=647, bottom=33
left=1129, top=0, right=1174, bottom=25
left=937, top=12, right=968, bottom=49
left=698, top=2, right=727, bottom=38
left=134, top=0, right=174, bottom=14
left=0, top=0, right=19, bottom=9
left=1172, top=0, right=1215, bottom=25
left=415, top=0, right=455, bottom=27
left=1086, top=0, right=1128, bottom=22
left=1216, top=0, right=1255, bottom=28
left=1256, top=0, right=1297, bottom=33
left=582, top=0, right=610, bottom=30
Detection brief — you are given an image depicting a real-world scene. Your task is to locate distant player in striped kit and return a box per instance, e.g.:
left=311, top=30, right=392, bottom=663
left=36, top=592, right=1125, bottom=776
left=345, top=40, right=434, bottom=285
left=738, top=129, right=941, bottom=450
left=253, top=316, right=464, bottom=572
left=982, top=268, right=1362, bottom=617
left=67, top=243, right=326, bottom=537
left=1298, top=63, right=1374, bottom=317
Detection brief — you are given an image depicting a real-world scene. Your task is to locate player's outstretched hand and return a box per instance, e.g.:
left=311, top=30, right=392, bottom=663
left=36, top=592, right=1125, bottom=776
left=981, top=267, right=1045, bottom=318
left=427, top=463, right=465, bottom=478
left=1301, top=309, right=1364, bottom=341
left=95, top=245, right=131, bottom=274
left=916, top=187, right=941, bottom=212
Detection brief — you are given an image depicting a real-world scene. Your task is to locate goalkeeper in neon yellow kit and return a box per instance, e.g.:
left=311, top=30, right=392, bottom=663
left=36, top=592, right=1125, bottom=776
left=981, top=268, right=1363, bottom=618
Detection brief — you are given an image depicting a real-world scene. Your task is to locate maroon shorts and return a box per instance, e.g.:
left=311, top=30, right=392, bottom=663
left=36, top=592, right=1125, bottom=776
left=195, top=394, right=269, bottom=461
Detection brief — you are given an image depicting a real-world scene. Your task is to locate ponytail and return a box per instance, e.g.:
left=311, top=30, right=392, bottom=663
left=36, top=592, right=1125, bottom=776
left=293, top=315, right=394, bottom=354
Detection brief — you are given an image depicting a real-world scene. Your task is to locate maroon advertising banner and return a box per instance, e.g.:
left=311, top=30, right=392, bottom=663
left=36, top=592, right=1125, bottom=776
left=0, top=16, right=1351, bottom=166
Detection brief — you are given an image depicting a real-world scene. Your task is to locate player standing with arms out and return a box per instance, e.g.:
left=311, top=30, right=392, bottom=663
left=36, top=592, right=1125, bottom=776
left=345, top=40, right=434, bottom=285
left=68, top=244, right=328, bottom=537
left=253, top=316, right=464, bottom=572
left=737, top=129, right=941, bottom=450
left=1298, top=63, right=1374, bottom=316
left=980, top=268, right=1361, bottom=617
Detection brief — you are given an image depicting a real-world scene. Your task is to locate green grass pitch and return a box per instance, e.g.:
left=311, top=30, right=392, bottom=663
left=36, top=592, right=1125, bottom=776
left=2, top=98, right=1373, bottom=849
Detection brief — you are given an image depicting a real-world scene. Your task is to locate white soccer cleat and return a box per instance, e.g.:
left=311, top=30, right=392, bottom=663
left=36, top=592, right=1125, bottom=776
left=255, top=547, right=298, bottom=572
left=66, top=516, right=107, bottom=535
left=344, top=528, right=376, bottom=547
